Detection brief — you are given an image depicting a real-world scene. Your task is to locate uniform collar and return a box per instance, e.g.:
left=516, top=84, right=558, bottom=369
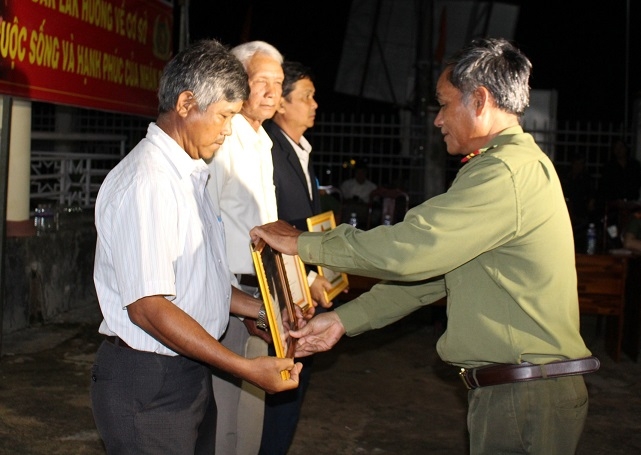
left=460, top=125, right=524, bottom=163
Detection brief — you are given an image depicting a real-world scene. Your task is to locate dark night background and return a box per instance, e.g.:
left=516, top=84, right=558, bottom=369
left=183, top=0, right=640, bottom=125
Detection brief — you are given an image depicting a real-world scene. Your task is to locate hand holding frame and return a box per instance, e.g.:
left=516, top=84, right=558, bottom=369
left=289, top=311, right=346, bottom=357
left=250, top=220, right=302, bottom=256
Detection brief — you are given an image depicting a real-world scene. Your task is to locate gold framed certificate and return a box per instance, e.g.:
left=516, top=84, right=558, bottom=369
left=251, top=239, right=298, bottom=379
left=306, top=211, right=350, bottom=302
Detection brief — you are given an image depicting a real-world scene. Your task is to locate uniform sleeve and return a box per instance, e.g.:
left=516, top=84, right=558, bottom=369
left=298, top=156, right=519, bottom=282
left=335, top=277, right=446, bottom=336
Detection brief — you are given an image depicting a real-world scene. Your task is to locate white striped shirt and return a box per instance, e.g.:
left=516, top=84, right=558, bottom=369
left=94, top=123, right=232, bottom=356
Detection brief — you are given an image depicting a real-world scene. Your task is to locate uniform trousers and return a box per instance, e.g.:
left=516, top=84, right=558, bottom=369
left=90, top=339, right=215, bottom=455
left=467, top=374, right=588, bottom=455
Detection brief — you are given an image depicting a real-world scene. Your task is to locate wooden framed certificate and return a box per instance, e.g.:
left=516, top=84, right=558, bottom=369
left=251, top=239, right=298, bottom=379
left=281, top=253, right=314, bottom=313
left=306, top=211, right=350, bottom=302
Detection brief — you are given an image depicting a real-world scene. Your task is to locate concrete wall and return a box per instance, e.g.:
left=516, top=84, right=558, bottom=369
left=2, top=212, right=98, bottom=334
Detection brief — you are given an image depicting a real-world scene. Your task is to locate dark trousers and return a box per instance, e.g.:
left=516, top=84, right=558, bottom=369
left=91, top=340, right=216, bottom=455
left=259, top=304, right=330, bottom=454
left=259, top=346, right=313, bottom=455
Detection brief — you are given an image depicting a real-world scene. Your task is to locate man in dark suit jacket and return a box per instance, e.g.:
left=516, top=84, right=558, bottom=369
left=264, top=61, right=333, bottom=308
left=260, top=61, right=332, bottom=455
left=265, top=116, right=320, bottom=230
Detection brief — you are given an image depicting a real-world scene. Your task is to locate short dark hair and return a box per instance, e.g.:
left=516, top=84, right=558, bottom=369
left=157, top=39, right=249, bottom=114
left=282, top=61, right=315, bottom=100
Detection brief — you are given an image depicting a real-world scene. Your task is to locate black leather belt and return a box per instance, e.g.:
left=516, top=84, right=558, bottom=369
left=458, top=356, right=600, bottom=390
left=238, top=274, right=259, bottom=287
left=105, top=336, right=133, bottom=350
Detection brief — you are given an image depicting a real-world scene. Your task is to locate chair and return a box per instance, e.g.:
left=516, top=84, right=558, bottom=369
left=576, top=253, right=629, bottom=361
left=602, top=200, right=641, bottom=251
left=318, top=185, right=343, bottom=224
left=366, top=187, right=409, bottom=229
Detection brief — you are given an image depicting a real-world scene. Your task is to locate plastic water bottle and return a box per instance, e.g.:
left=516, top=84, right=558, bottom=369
left=34, top=205, right=44, bottom=230
left=34, top=203, right=57, bottom=235
left=348, top=212, right=358, bottom=228
left=586, top=223, right=597, bottom=255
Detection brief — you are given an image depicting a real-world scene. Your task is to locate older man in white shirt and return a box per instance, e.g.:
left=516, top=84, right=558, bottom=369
left=207, top=40, right=284, bottom=455
left=91, top=39, right=301, bottom=454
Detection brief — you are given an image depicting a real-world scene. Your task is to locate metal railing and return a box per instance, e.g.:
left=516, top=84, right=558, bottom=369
left=27, top=107, right=634, bottom=211
left=309, top=114, right=633, bottom=205
left=30, top=132, right=126, bottom=209
left=307, top=112, right=436, bottom=205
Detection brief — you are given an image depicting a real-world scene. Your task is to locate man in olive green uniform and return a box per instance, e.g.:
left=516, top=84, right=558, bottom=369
left=250, top=38, right=599, bottom=455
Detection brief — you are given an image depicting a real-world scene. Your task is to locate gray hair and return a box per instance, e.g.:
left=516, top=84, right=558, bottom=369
left=157, top=39, right=249, bottom=113
left=445, top=38, right=531, bottom=116
left=231, top=40, right=284, bottom=70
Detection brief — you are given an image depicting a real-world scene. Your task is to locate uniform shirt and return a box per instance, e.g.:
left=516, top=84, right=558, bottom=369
left=297, top=126, right=592, bottom=368
left=94, top=123, right=232, bottom=356
left=207, top=114, right=278, bottom=275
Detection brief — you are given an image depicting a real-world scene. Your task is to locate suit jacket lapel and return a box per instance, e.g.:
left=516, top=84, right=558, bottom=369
left=279, top=133, right=314, bottom=204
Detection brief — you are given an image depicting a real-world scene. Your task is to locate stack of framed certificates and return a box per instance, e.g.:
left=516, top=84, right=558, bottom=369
left=305, top=211, right=349, bottom=301
left=250, top=211, right=350, bottom=378
left=250, top=240, right=303, bottom=379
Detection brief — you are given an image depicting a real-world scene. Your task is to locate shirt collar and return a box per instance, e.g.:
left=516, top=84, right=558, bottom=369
left=485, top=125, right=524, bottom=148
left=232, top=114, right=273, bottom=150
left=281, top=130, right=312, bottom=155
left=146, top=122, right=210, bottom=189
left=460, top=125, right=525, bottom=163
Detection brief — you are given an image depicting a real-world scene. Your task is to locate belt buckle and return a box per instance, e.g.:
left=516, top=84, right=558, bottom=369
left=459, top=368, right=474, bottom=390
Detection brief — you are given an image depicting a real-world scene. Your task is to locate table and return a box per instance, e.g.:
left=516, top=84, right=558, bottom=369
left=575, top=252, right=637, bottom=362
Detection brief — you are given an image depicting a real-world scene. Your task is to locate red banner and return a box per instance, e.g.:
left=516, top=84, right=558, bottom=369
left=0, top=0, right=173, bottom=118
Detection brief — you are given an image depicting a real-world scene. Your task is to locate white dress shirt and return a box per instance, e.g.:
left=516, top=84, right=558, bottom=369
left=278, top=130, right=318, bottom=286
left=207, top=114, right=278, bottom=275
left=340, top=178, right=377, bottom=203
left=94, top=123, right=232, bottom=355
left=282, top=132, right=313, bottom=198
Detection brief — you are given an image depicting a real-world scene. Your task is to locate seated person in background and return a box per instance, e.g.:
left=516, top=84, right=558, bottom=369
left=341, top=163, right=377, bottom=203
left=600, top=138, right=641, bottom=204
left=560, top=153, right=597, bottom=250
left=623, top=209, right=641, bottom=254
left=561, top=153, right=596, bottom=224
left=340, top=163, right=377, bottom=226
left=319, top=185, right=343, bottom=223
